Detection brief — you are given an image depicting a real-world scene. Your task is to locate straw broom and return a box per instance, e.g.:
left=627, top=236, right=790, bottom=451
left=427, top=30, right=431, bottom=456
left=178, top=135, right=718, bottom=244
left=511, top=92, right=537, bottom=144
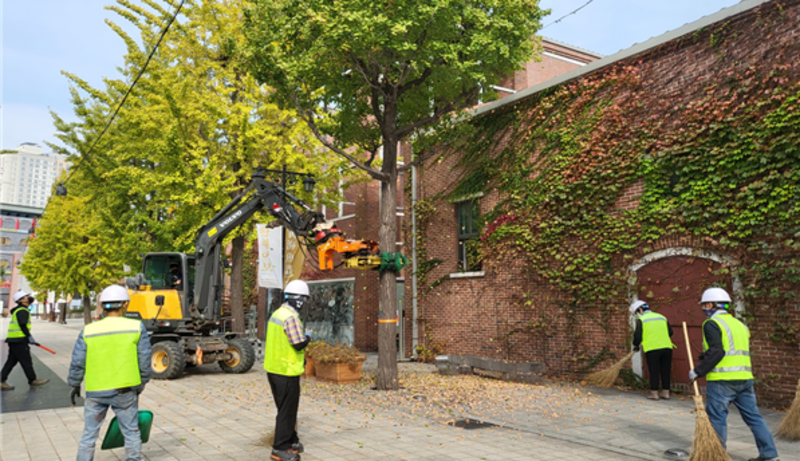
left=586, top=350, right=636, bottom=387
left=682, top=322, right=730, bottom=461
left=776, top=378, right=800, bottom=441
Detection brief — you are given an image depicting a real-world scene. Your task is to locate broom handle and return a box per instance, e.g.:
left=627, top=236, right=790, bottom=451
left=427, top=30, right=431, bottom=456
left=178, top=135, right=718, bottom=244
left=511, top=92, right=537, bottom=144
left=682, top=321, right=701, bottom=397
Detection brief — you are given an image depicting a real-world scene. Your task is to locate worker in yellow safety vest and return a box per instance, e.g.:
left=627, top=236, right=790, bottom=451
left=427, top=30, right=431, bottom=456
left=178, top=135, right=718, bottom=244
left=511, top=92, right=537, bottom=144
left=689, top=287, right=779, bottom=461
left=68, top=284, right=152, bottom=461
left=1, top=290, right=49, bottom=390
left=264, top=280, right=313, bottom=461
left=630, top=300, right=675, bottom=400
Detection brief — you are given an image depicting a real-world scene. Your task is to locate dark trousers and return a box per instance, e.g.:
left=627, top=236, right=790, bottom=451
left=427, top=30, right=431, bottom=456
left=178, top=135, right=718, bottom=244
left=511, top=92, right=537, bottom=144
left=645, top=348, right=672, bottom=391
left=1, top=342, right=37, bottom=383
left=267, top=372, right=300, bottom=451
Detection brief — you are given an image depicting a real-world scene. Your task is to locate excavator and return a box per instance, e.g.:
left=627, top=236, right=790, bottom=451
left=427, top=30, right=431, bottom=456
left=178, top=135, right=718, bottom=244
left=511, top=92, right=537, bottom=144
left=124, top=169, right=379, bottom=379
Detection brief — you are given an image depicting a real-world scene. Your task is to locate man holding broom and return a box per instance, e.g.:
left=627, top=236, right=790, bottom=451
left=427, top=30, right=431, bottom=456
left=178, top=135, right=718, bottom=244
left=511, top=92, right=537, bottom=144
left=630, top=300, right=675, bottom=400
left=688, top=287, right=780, bottom=461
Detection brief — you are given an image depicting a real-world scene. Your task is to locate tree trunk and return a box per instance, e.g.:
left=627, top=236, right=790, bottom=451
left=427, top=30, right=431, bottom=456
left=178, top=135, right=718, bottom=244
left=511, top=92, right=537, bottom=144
left=82, top=295, right=92, bottom=325
left=231, top=233, right=245, bottom=334
left=376, top=141, right=400, bottom=391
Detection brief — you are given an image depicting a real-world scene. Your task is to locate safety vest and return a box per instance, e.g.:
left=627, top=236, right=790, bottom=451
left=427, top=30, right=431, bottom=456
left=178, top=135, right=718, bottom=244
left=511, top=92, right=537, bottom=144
left=264, top=306, right=304, bottom=376
left=640, top=311, right=675, bottom=353
left=83, top=317, right=142, bottom=392
left=703, top=313, right=753, bottom=381
left=8, top=307, right=31, bottom=339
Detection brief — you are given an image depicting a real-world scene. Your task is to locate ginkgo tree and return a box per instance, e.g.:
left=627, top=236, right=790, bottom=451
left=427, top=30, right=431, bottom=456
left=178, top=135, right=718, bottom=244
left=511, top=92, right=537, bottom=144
left=21, top=195, right=120, bottom=324
left=244, top=0, right=547, bottom=389
left=26, top=0, right=348, bottom=330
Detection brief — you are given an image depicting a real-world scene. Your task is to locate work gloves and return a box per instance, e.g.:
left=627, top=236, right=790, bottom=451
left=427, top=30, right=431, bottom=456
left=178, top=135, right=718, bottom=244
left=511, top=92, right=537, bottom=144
left=304, top=328, right=314, bottom=341
left=70, top=386, right=80, bottom=405
left=28, top=336, right=37, bottom=345
left=633, top=346, right=641, bottom=352
left=688, top=369, right=698, bottom=384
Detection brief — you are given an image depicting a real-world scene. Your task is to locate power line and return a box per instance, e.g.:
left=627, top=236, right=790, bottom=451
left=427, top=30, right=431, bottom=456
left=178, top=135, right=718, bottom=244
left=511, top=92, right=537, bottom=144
left=541, top=0, right=595, bottom=30
left=61, top=0, right=186, bottom=189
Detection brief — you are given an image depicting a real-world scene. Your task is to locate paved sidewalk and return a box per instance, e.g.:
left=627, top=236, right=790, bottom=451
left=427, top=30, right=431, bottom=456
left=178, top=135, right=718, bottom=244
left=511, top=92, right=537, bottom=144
left=0, top=318, right=796, bottom=461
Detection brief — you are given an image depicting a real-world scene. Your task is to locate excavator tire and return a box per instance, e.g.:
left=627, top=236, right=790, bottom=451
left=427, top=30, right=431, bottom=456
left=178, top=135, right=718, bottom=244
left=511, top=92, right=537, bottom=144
left=219, top=338, right=255, bottom=374
left=151, top=341, right=186, bottom=380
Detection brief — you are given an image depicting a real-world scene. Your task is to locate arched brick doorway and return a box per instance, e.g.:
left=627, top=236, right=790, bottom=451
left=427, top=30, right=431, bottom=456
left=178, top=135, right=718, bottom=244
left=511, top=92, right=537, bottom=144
left=630, top=249, right=736, bottom=392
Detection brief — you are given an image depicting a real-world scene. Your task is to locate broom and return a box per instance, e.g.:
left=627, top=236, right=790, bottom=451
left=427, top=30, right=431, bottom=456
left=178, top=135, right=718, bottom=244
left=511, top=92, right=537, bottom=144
left=586, top=350, right=636, bottom=387
left=682, top=322, right=730, bottom=461
left=776, top=378, right=800, bottom=441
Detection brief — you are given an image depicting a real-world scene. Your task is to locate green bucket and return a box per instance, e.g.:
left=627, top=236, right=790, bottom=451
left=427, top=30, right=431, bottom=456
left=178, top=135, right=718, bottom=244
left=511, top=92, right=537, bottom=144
left=101, top=410, right=154, bottom=450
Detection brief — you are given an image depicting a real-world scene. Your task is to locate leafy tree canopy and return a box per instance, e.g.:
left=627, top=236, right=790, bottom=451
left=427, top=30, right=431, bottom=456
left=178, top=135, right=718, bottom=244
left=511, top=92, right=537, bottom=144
left=244, top=0, right=547, bottom=179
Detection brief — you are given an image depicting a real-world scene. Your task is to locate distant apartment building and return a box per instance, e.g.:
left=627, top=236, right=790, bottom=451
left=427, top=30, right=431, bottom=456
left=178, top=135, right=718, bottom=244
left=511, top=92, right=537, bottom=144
left=0, top=143, right=70, bottom=311
left=0, top=143, right=69, bottom=208
left=0, top=204, right=39, bottom=312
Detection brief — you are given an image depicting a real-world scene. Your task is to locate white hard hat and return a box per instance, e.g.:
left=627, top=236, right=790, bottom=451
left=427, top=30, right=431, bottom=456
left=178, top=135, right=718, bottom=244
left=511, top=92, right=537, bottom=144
left=13, top=290, right=31, bottom=303
left=99, top=284, right=131, bottom=309
left=700, top=287, right=732, bottom=305
left=629, top=300, right=648, bottom=314
left=284, top=280, right=310, bottom=297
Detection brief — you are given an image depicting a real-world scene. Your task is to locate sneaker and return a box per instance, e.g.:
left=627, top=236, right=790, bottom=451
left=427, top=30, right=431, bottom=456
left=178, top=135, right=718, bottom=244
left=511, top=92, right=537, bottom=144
left=747, top=457, right=779, bottom=461
left=1, top=382, right=14, bottom=391
left=660, top=390, right=670, bottom=400
left=30, top=379, right=49, bottom=387
left=271, top=449, right=300, bottom=461
left=291, top=441, right=304, bottom=453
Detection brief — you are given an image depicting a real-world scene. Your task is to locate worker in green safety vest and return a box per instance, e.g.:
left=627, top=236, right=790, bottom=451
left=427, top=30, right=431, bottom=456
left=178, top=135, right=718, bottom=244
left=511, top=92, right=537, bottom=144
left=1, top=290, right=49, bottom=390
left=689, top=287, right=779, bottom=461
left=630, top=300, right=675, bottom=400
left=264, top=280, right=313, bottom=461
left=68, top=284, right=152, bottom=461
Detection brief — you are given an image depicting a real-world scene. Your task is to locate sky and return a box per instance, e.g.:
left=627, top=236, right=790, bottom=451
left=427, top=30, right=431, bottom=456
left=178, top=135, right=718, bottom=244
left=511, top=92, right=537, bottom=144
left=2, top=0, right=747, bottom=152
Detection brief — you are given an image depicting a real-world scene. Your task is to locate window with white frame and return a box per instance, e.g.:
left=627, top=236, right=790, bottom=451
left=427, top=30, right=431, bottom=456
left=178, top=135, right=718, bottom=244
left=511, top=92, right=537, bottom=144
left=456, top=199, right=482, bottom=272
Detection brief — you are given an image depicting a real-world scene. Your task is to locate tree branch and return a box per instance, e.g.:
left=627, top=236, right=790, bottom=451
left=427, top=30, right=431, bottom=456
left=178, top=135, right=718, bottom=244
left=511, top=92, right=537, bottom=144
left=398, top=145, right=445, bottom=172
left=287, top=84, right=387, bottom=182
left=395, top=86, right=479, bottom=139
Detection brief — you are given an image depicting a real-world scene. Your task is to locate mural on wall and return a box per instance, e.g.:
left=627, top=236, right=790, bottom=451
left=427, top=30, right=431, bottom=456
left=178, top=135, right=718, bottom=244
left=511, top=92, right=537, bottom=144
left=304, top=280, right=355, bottom=345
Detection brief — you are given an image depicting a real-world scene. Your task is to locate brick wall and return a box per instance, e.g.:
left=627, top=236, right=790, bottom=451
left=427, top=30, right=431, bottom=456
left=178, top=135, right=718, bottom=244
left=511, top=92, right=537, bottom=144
left=496, top=38, right=602, bottom=99
left=409, top=0, right=800, bottom=406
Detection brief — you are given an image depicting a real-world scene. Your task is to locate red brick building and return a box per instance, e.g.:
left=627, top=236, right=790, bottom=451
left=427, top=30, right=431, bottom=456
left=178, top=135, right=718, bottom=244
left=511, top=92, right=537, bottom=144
left=405, top=0, right=800, bottom=406
left=280, top=39, right=603, bottom=355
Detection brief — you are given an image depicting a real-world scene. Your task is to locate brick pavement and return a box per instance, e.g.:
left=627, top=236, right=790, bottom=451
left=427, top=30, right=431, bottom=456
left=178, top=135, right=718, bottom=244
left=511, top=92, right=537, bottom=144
left=1, top=318, right=796, bottom=461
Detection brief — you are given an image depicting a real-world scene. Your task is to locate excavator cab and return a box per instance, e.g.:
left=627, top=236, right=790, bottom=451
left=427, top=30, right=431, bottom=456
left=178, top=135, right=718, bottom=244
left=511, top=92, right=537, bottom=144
left=127, top=252, right=196, bottom=326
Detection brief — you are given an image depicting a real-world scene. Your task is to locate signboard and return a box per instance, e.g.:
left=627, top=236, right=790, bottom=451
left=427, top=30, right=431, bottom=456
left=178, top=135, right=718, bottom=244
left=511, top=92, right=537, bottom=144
left=256, top=224, right=283, bottom=289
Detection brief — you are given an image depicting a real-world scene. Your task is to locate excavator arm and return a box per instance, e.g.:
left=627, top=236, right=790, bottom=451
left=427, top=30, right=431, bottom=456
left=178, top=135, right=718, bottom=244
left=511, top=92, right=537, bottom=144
left=191, top=169, right=323, bottom=322
left=190, top=169, right=379, bottom=324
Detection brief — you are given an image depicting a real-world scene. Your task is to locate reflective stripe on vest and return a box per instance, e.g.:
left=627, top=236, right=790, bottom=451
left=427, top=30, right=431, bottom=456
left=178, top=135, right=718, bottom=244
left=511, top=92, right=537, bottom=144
left=703, top=314, right=753, bottom=381
left=640, top=312, right=675, bottom=353
left=83, top=317, right=142, bottom=392
left=264, top=306, right=305, bottom=376
left=8, top=308, right=31, bottom=339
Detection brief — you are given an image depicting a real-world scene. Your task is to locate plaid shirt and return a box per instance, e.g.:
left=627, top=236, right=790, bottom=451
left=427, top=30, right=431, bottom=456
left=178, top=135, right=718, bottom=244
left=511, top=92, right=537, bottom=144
left=282, top=305, right=305, bottom=345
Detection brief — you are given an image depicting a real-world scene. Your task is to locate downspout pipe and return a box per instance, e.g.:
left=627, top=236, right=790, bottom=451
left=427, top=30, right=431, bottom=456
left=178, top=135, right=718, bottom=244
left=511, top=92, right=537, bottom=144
left=411, top=162, right=419, bottom=359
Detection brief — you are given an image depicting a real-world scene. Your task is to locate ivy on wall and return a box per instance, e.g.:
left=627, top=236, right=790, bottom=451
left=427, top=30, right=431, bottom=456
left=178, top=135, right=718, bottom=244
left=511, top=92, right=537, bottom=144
left=436, top=12, right=800, bottom=344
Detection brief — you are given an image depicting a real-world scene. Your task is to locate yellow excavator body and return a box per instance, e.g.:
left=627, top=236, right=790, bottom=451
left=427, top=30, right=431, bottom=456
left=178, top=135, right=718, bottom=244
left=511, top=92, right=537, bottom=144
left=127, top=287, right=183, bottom=321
